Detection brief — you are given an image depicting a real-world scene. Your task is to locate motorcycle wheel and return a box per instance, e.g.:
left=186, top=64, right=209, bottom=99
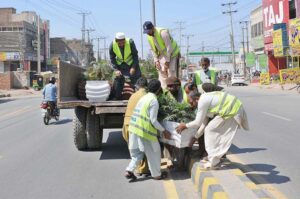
left=44, top=114, right=50, bottom=125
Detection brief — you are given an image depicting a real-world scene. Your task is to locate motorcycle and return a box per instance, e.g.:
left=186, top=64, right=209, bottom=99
left=41, top=101, right=60, bottom=125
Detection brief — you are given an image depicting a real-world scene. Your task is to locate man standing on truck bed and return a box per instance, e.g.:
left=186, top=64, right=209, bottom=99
left=109, top=32, right=141, bottom=100
left=143, top=21, right=180, bottom=89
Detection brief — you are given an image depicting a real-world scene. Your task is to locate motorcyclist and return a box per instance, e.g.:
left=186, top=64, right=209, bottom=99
left=42, top=77, right=58, bottom=116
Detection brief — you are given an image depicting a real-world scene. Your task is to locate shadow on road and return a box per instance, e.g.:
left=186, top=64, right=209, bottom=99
left=229, top=144, right=266, bottom=154
left=0, top=99, right=14, bottom=104
left=230, top=162, right=290, bottom=185
left=99, top=131, right=130, bottom=160
left=54, top=118, right=72, bottom=125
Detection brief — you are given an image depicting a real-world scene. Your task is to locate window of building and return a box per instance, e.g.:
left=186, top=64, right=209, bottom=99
left=289, top=0, right=296, bottom=19
left=19, top=27, right=23, bottom=31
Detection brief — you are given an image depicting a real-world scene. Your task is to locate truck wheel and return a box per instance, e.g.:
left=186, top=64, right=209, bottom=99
left=73, top=106, right=88, bottom=151
left=86, top=109, right=102, bottom=150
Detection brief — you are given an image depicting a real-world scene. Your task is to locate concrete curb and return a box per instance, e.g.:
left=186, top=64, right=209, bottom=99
left=187, top=157, right=272, bottom=199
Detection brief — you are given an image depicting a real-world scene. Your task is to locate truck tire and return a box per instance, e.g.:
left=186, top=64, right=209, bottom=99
left=86, top=109, right=102, bottom=150
left=73, top=106, right=88, bottom=151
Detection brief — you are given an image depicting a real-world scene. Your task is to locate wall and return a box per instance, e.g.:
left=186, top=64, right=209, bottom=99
left=12, top=71, right=30, bottom=88
left=0, top=72, right=13, bottom=90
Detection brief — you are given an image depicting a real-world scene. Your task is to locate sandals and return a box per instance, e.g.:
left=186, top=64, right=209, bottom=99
left=153, top=171, right=168, bottom=180
left=124, top=171, right=137, bottom=181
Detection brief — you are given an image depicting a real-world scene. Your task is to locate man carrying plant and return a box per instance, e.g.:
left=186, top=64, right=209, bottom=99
left=122, top=77, right=150, bottom=176
left=143, top=21, right=180, bottom=89
left=193, top=57, right=218, bottom=88
left=109, top=32, right=141, bottom=100
left=125, top=79, right=171, bottom=181
left=176, top=91, right=249, bottom=169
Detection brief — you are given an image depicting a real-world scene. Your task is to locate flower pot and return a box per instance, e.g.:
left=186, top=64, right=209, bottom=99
left=85, top=80, right=111, bottom=102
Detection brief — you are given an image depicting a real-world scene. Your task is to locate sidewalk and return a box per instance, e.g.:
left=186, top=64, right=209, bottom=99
left=249, top=82, right=297, bottom=91
left=0, top=88, right=42, bottom=99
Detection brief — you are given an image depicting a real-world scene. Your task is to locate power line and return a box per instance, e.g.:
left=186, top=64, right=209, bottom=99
left=174, top=21, right=185, bottom=50
left=222, top=1, right=238, bottom=73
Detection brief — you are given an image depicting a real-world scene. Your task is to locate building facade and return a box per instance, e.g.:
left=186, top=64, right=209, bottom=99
left=0, top=8, right=49, bottom=73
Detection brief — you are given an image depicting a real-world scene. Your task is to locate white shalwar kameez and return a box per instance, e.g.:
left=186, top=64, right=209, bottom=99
left=126, top=94, right=165, bottom=177
left=186, top=93, right=249, bottom=168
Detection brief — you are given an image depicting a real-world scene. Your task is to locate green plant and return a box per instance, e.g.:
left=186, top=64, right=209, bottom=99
left=84, top=62, right=113, bottom=81
left=158, top=91, right=195, bottom=123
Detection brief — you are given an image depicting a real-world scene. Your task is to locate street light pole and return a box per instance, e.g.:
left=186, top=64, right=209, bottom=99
left=152, top=0, right=156, bottom=26
left=139, top=0, right=144, bottom=59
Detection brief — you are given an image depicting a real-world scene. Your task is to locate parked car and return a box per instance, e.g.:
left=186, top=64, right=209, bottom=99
left=231, top=74, right=247, bottom=86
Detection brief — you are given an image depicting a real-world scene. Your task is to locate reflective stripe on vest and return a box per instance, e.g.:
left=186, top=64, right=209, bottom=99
left=194, top=69, right=217, bottom=86
left=112, top=38, right=133, bottom=65
left=208, top=92, right=242, bottom=119
left=128, top=93, right=158, bottom=141
left=147, top=27, right=180, bottom=58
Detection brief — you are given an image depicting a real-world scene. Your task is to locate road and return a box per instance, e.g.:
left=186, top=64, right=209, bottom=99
left=0, top=97, right=196, bottom=199
left=226, top=86, right=300, bottom=199
left=0, top=86, right=299, bottom=199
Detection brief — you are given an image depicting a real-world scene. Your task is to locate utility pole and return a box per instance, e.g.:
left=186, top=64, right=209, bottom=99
left=182, top=34, right=194, bottom=64
left=139, top=0, right=144, bottom=59
left=152, top=0, right=156, bottom=26
left=174, top=21, right=185, bottom=50
left=93, top=37, right=101, bottom=61
left=86, top=29, right=95, bottom=44
left=201, top=41, right=205, bottom=53
left=222, top=1, right=237, bottom=73
left=37, top=15, right=41, bottom=74
left=240, top=22, right=246, bottom=77
left=240, top=21, right=250, bottom=52
left=78, top=12, right=90, bottom=66
left=100, top=36, right=108, bottom=61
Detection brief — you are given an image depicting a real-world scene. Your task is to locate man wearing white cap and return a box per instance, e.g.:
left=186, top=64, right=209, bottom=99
left=109, top=32, right=141, bottom=100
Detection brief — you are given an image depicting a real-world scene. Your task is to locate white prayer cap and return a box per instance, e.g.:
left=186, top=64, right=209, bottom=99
left=115, top=32, right=125, bottom=40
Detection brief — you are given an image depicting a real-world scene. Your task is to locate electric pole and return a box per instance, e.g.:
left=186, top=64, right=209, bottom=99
left=93, top=37, right=101, bottom=61
left=240, top=21, right=250, bottom=52
left=100, top=36, right=108, bottom=61
left=86, top=29, right=95, bottom=44
left=182, top=34, right=194, bottom=64
left=152, top=0, right=156, bottom=26
left=78, top=12, right=91, bottom=66
left=139, top=0, right=144, bottom=59
left=240, top=22, right=246, bottom=77
left=37, top=15, right=41, bottom=74
left=174, top=21, right=185, bottom=50
left=222, top=1, right=238, bottom=73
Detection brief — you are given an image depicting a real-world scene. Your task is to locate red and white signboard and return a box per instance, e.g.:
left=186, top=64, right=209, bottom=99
left=262, top=0, right=289, bottom=45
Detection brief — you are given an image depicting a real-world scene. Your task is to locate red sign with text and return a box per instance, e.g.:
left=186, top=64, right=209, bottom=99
left=262, top=0, right=289, bottom=48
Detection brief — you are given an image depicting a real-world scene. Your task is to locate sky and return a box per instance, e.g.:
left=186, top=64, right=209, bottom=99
left=1, top=0, right=262, bottom=58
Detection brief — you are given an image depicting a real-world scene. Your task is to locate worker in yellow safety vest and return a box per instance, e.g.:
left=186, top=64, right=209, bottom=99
left=109, top=32, right=141, bottom=100
left=193, top=57, right=218, bottom=88
left=143, top=21, right=181, bottom=89
left=125, top=79, right=171, bottom=181
left=164, top=76, right=190, bottom=104
left=176, top=91, right=249, bottom=169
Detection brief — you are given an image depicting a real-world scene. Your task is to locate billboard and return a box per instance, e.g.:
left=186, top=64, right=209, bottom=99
left=262, top=0, right=290, bottom=47
left=289, top=18, right=300, bottom=55
left=273, top=29, right=284, bottom=57
left=279, top=68, right=300, bottom=83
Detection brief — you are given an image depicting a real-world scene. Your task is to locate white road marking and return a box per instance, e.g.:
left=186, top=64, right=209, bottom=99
left=262, top=112, right=292, bottom=121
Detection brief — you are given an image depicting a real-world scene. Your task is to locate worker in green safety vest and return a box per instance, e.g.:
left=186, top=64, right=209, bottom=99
left=125, top=79, right=171, bottom=181
left=143, top=21, right=181, bottom=89
left=176, top=91, right=249, bottom=169
left=109, top=32, right=141, bottom=100
left=193, top=57, right=218, bottom=88
left=164, top=76, right=189, bottom=104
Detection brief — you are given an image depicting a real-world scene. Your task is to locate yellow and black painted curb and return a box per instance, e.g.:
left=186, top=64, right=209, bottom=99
left=191, top=162, right=229, bottom=199
left=231, top=169, right=271, bottom=199
left=189, top=159, right=273, bottom=199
